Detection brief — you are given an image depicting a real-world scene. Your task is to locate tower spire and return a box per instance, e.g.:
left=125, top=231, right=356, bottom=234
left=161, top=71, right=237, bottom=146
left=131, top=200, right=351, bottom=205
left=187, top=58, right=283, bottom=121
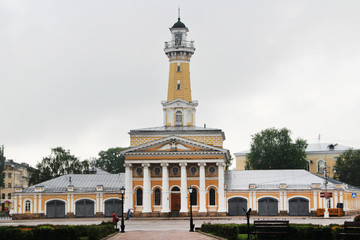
left=178, top=6, right=180, bottom=20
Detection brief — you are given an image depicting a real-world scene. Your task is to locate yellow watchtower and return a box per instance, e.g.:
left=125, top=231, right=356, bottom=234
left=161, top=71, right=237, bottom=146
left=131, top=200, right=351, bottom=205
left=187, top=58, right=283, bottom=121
left=162, top=16, right=198, bottom=127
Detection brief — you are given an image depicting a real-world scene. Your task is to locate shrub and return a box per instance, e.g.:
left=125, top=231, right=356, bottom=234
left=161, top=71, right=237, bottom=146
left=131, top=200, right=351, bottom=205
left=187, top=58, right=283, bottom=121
left=0, top=223, right=115, bottom=240
left=354, top=214, right=360, bottom=222
left=201, top=223, right=239, bottom=240
left=202, top=223, right=346, bottom=240
left=237, top=223, right=254, bottom=234
left=0, top=226, right=34, bottom=240
left=33, top=225, right=55, bottom=240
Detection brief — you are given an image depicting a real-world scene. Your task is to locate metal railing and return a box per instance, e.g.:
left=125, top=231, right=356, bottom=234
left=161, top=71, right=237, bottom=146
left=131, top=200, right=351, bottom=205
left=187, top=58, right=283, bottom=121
left=164, top=40, right=195, bottom=49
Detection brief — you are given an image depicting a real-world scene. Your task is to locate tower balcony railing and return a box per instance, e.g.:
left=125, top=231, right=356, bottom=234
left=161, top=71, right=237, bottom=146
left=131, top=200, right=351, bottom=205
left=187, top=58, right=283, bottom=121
left=164, top=40, right=195, bottom=50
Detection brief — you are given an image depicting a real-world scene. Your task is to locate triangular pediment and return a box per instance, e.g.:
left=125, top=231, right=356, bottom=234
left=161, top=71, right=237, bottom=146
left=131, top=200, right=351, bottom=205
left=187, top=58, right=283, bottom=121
left=161, top=99, right=198, bottom=108
left=121, top=136, right=229, bottom=156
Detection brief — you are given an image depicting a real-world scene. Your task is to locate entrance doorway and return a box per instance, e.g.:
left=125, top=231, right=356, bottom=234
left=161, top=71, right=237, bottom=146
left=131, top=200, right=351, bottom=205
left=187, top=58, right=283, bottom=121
left=171, top=186, right=180, bottom=212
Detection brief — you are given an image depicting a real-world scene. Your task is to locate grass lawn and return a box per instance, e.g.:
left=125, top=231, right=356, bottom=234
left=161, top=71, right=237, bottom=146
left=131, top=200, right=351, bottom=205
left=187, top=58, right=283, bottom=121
left=238, top=234, right=248, bottom=240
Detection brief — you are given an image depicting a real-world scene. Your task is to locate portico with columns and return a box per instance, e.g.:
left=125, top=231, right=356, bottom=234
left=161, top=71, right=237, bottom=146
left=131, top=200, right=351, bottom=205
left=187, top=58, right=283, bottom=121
left=121, top=136, right=230, bottom=217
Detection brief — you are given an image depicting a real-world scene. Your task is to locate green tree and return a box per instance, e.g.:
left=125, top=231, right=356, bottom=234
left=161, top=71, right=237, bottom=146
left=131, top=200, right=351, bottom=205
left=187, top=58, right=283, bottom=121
left=0, top=145, right=5, bottom=188
left=28, top=147, right=90, bottom=185
left=334, top=149, right=360, bottom=187
left=245, top=128, right=308, bottom=170
left=92, top=147, right=128, bottom=173
left=225, top=156, right=233, bottom=170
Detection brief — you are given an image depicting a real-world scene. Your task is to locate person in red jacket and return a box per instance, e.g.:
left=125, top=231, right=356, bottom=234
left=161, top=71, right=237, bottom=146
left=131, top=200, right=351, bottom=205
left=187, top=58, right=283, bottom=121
left=112, top=211, right=119, bottom=228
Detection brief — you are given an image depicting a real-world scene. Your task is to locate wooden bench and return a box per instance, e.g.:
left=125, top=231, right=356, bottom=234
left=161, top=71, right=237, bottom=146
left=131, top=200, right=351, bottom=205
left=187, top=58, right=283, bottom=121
left=252, top=220, right=289, bottom=238
left=339, top=221, right=360, bottom=239
left=316, top=208, right=343, bottom=217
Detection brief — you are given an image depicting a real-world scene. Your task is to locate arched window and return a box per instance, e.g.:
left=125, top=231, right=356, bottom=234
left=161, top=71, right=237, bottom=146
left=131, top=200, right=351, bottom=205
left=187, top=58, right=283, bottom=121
left=317, top=160, right=325, bottom=173
left=175, top=111, right=183, bottom=126
left=154, top=188, right=161, bottom=205
left=25, top=200, right=31, bottom=212
left=191, top=188, right=198, bottom=206
left=136, top=188, right=143, bottom=206
left=209, top=188, right=216, bottom=206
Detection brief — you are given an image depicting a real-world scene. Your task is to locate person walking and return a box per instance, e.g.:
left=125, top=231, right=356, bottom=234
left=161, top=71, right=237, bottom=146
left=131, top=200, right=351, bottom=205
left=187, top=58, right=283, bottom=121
left=126, top=209, right=132, bottom=220
left=112, top=211, right=119, bottom=229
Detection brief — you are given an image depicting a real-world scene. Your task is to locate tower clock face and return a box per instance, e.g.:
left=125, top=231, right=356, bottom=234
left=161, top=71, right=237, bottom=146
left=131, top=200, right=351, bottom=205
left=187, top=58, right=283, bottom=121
left=175, top=33, right=182, bottom=46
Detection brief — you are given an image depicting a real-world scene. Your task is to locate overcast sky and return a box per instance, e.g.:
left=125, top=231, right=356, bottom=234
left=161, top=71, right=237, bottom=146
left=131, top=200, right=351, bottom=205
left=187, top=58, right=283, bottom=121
left=1, top=0, right=360, bottom=168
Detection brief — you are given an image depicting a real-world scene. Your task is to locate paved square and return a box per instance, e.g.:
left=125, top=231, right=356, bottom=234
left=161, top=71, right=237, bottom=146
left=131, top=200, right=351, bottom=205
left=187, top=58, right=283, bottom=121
left=108, top=231, right=217, bottom=240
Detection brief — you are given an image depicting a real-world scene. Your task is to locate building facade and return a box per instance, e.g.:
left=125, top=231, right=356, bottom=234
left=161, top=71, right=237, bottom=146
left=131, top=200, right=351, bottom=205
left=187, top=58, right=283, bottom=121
left=11, top=17, right=360, bottom=219
left=1, top=159, right=29, bottom=213
left=235, top=143, right=350, bottom=178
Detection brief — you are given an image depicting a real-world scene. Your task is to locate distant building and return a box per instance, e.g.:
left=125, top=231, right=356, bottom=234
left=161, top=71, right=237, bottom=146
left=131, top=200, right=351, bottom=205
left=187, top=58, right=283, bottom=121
left=235, top=143, right=350, bottom=178
left=1, top=159, right=29, bottom=212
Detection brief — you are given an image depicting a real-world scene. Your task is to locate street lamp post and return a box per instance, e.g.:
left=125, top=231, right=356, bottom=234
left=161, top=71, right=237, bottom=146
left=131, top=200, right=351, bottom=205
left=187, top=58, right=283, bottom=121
left=120, top=186, right=125, bottom=233
left=188, top=186, right=195, bottom=232
left=324, top=144, right=337, bottom=218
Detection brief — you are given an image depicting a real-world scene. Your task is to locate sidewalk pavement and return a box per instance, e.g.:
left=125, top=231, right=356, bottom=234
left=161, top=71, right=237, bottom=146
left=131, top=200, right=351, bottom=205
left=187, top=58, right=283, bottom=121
left=107, top=231, right=218, bottom=240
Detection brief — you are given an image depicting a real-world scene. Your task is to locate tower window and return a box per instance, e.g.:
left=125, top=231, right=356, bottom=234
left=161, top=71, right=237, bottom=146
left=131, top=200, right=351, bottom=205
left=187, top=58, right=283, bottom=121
left=175, top=111, right=183, bottom=126
left=177, top=63, right=181, bottom=72
left=175, top=33, right=182, bottom=46
left=177, top=80, right=181, bottom=90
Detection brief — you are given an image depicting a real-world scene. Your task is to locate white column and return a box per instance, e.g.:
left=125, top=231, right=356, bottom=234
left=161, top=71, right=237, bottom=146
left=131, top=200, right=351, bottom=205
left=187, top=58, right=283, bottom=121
left=71, top=194, right=74, bottom=213
left=19, top=195, right=22, bottom=214
left=330, top=197, right=334, bottom=208
left=180, top=162, right=188, bottom=213
left=253, top=192, right=257, bottom=211
left=100, top=193, right=103, bottom=212
left=313, top=191, right=317, bottom=210
left=67, top=194, right=71, bottom=213
left=39, top=194, right=43, bottom=213
left=334, top=191, right=338, bottom=207
left=279, top=192, right=283, bottom=211
left=249, top=192, right=253, bottom=209
left=95, top=193, right=99, bottom=213
left=161, top=162, right=170, bottom=213
left=216, top=162, right=226, bottom=212
left=339, top=191, right=343, bottom=205
left=124, top=163, right=133, bottom=212
left=13, top=196, right=18, bottom=214
left=319, top=192, right=323, bottom=208
left=142, top=163, right=151, bottom=213
left=283, top=192, right=288, bottom=212
left=198, top=162, right=207, bottom=212
left=34, top=195, right=37, bottom=213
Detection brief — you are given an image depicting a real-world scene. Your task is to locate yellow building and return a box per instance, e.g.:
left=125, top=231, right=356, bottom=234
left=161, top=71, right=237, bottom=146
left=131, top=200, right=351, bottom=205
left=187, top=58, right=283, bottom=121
left=235, top=143, right=350, bottom=178
left=0, top=159, right=29, bottom=213
left=11, top=16, right=360, bottom=219
left=121, top=16, right=229, bottom=217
